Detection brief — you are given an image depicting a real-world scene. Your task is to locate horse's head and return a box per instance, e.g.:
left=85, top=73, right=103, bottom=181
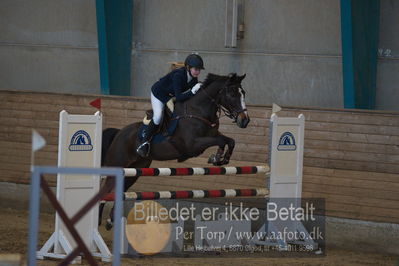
left=218, top=73, right=250, bottom=128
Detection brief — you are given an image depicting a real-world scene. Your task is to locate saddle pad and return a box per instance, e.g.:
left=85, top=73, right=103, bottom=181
left=138, top=113, right=179, bottom=144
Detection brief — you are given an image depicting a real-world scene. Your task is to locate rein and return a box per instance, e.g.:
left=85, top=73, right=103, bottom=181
left=172, top=86, right=220, bottom=128
left=221, top=105, right=247, bottom=121
left=173, top=101, right=219, bottom=128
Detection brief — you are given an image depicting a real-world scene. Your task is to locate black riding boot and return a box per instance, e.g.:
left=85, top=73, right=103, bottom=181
left=136, top=120, right=158, bottom=157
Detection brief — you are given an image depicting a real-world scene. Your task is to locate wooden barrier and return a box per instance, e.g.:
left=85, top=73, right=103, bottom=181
left=2, top=90, right=398, bottom=223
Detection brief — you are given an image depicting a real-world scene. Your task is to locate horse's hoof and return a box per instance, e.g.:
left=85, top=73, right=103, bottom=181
left=105, top=219, right=113, bottom=231
left=221, top=159, right=230, bottom=165
left=208, top=154, right=222, bottom=165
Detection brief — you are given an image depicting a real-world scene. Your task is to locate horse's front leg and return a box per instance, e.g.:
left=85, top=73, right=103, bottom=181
left=186, top=136, right=230, bottom=166
left=219, top=134, right=235, bottom=165
left=207, top=134, right=235, bottom=165
left=189, top=136, right=227, bottom=163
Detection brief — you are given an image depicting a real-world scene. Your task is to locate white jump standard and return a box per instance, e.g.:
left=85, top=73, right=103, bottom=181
left=36, top=111, right=112, bottom=262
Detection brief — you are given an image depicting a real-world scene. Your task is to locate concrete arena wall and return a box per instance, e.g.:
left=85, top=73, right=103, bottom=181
left=1, top=0, right=399, bottom=110
left=0, top=0, right=100, bottom=95
left=131, top=0, right=343, bottom=108
left=1, top=90, right=399, bottom=226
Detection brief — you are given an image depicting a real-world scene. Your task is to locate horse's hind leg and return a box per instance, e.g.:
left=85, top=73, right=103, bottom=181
left=98, top=202, right=105, bottom=226
left=104, top=158, right=152, bottom=230
left=98, top=175, right=118, bottom=226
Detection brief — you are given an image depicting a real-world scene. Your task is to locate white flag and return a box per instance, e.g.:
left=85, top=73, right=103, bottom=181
left=272, top=103, right=282, bottom=114
left=32, top=129, right=46, bottom=152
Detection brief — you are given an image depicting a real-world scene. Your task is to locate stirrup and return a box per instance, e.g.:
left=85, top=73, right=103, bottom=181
left=136, top=141, right=150, bottom=157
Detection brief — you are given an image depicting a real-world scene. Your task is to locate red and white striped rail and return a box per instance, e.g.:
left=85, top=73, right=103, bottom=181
left=103, top=188, right=269, bottom=201
left=123, top=165, right=269, bottom=177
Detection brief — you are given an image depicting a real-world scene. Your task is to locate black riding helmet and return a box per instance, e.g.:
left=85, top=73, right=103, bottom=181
left=184, top=54, right=205, bottom=70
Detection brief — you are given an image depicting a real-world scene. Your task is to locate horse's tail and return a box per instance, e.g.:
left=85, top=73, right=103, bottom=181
left=101, top=128, right=120, bottom=166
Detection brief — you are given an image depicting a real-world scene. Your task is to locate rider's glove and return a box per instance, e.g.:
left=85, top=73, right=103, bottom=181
left=191, top=83, right=202, bottom=94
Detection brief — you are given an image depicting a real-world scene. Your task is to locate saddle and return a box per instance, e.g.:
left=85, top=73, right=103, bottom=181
left=140, top=98, right=178, bottom=143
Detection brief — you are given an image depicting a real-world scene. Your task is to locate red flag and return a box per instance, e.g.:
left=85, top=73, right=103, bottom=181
left=89, top=98, right=101, bottom=110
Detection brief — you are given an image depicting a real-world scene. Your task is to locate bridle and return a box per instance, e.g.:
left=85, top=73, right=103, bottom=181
left=203, top=84, right=247, bottom=122
left=173, top=82, right=246, bottom=127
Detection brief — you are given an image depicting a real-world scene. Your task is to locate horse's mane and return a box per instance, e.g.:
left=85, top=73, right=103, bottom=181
left=202, top=73, right=229, bottom=88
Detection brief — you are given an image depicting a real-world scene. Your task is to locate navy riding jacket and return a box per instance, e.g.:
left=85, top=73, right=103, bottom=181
left=151, top=67, right=198, bottom=103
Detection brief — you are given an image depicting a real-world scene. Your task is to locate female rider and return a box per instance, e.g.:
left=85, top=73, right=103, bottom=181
left=136, top=54, right=205, bottom=157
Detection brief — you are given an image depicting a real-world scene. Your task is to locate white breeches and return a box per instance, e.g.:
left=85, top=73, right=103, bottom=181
left=151, top=92, right=164, bottom=125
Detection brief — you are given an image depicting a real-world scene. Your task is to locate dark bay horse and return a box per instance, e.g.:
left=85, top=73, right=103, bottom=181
left=100, top=73, right=250, bottom=229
